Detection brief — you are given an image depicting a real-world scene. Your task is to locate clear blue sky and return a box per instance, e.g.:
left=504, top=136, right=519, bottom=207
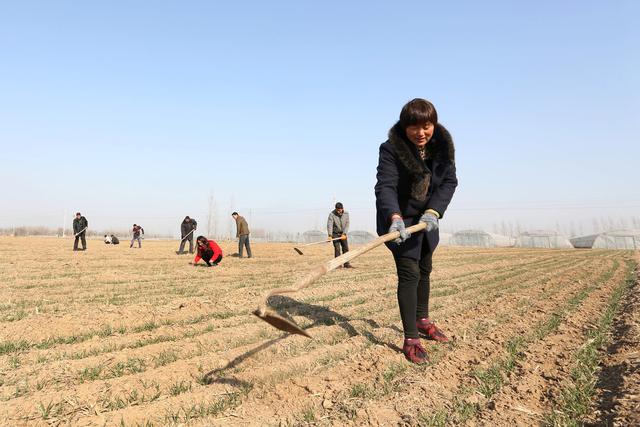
left=1, top=1, right=638, bottom=237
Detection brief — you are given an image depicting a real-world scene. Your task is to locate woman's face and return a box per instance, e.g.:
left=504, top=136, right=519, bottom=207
left=197, top=240, right=205, bottom=246
left=405, top=122, right=435, bottom=148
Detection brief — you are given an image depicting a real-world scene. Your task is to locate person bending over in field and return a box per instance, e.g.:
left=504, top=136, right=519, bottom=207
left=193, top=236, right=223, bottom=267
left=375, top=98, right=458, bottom=364
left=130, top=224, right=144, bottom=248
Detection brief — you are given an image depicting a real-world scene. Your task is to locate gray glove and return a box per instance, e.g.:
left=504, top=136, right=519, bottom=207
left=388, top=218, right=410, bottom=244
left=420, top=212, right=439, bottom=232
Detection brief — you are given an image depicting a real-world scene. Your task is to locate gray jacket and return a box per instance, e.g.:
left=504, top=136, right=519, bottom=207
left=327, top=210, right=349, bottom=237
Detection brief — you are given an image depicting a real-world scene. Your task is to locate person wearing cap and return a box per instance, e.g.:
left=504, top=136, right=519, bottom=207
left=231, top=212, right=252, bottom=258
left=72, top=212, right=88, bottom=251
left=375, top=98, right=458, bottom=364
left=130, top=224, right=145, bottom=248
left=327, top=202, right=353, bottom=268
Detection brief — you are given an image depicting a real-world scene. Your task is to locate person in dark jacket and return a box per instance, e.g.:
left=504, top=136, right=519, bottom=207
left=177, top=216, right=197, bottom=254
left=326, top=202, right=353, bottom=268
left=192, top=236, right=223, bottom=267
left=232, top=212, right=252, bottom=258
left=375, top=98, right=458, bottom=364
left=72, top=212, right=88, bottom=251
left=111, top=235, right=120, bottom=245
left=130, top=224, right=144, bottom=248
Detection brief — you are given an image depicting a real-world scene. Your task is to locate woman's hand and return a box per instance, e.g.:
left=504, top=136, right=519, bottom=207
left=388, top=217, right=410, bottom=244
left=419, top=211, right=439, bottom=232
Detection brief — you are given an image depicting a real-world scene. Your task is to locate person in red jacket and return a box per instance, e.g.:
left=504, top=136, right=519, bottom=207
left=193, top=236, right=223, bottom=267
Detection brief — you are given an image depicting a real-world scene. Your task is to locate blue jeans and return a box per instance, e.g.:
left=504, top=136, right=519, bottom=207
left=130, top=236, right=142, bottom=248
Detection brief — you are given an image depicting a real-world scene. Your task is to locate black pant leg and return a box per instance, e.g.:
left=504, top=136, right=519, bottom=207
left=393, top=254, right=421, bottom=339
left=201, top=248, right=214, bottom=264
left=80, top=234, right=86, bottom=249
left=74, top=236, right=79, bottom=250
left=212, top=254, right=223, bottom=265
left=188, top=237, right=194, bottom=253
left=333, top=240, right=341, bottom=258
left=416, top=241, right=433, bottom=319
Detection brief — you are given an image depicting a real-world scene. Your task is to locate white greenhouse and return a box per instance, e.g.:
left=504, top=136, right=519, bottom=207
left=450, top=230, right=514, bottom=248
left=570, top=229, right=640, bottom=250
left=347, top=230, right=376, bottom=244
left=515, top=230, right=573, bottom=249
left=301, top=230, right=326, bottom=243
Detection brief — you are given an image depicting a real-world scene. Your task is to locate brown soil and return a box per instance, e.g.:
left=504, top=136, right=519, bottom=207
left=0, top=237, right=636, bottom=426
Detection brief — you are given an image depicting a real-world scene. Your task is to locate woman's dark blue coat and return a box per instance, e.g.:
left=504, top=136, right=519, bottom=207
left=375, top=122, right=458, bottom=260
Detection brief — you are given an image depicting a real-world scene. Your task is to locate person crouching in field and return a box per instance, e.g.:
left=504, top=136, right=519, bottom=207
left=130, top=224, right=144, bottom=248
left=375, top=98, right=458, bottom=364
left=104, top=234, right=119, bottom=244
left=193, top=236, right=223, bottom=267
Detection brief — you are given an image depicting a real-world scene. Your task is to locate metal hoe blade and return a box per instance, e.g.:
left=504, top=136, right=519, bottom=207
left=252, top=307, right=311, bottom=338
left=293, top=247, right=304, bottom=255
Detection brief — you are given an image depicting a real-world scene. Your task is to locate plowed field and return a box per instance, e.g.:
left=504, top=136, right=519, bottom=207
left=0, top=237, right=637, bottom=426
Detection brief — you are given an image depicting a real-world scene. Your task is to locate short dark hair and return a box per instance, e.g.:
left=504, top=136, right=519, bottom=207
left=76, top=212, right=81, bottom=216
left=399, top=98, right=438, bottom=128
left=335, top=202, right=343, bottom=209
left=231, top=212, right=238, bottom=216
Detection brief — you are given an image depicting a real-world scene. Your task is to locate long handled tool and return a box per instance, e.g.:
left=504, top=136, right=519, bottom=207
left=293, top=236, right=344, bottom=255
left=180, top=229, right=195, bottom=242
left=74, top=227, right=87, bottom=237
left=254, top=222, right=427, bottom=338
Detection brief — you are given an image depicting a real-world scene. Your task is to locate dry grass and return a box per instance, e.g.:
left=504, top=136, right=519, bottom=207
left=0, top=236, right=635, bottom=426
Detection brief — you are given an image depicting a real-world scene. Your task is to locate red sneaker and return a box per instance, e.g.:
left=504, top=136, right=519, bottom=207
left=402, top=338, right=428, bottom=364
left=417, top=318, right=449, bottom=343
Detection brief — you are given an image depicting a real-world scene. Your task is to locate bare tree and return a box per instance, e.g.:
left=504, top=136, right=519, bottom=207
left=207, top=191, right=217, bottom=238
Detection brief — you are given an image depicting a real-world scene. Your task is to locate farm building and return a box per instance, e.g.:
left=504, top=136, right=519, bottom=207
left=449, top=230, right=514, bottom=247
left=515, top=230, right=573, bottom=249
left=301, top=230, right=325, bottom=243
left=570, top=229, right=640, bottom=249
left=347, top=230, right=376, bottom=244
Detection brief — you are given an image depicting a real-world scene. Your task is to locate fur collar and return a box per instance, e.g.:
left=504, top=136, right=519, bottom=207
left=388, top=122, right=455, bottom=201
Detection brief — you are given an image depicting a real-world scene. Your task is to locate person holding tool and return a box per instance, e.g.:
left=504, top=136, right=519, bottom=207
left=375, top=98, right=458, bottom=364
left=327, top=202, right=353, bottom=268
left=72, top=212, right=88, bottom=251
left=129, top=224, right=145, bottom=248
left=176, top=216, right=197, bottom=254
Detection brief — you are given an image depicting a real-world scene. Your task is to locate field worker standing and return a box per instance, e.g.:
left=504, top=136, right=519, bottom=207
left=232, top=212, right=252, bottom=258
left=327, top=202, right=353, bottom=268
left=72, top=212, right=88, bottom=251
left=375, top=98, right=458, bottom=364
left=130, top=224, right=145, bottom=248
left=177, top=216, right=197, bottom=254
left=193, top=236, right=223, bottom=267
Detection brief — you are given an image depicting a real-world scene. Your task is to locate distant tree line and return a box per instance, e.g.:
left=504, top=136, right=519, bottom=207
left=0, top=226, right=172, bottom=239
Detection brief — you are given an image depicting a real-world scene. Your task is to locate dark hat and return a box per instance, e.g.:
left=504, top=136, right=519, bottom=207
left=335, top=202, right=343, bottom=209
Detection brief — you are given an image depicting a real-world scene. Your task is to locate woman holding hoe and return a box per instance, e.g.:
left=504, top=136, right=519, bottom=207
left=375, top=98, right=458, bottom=364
